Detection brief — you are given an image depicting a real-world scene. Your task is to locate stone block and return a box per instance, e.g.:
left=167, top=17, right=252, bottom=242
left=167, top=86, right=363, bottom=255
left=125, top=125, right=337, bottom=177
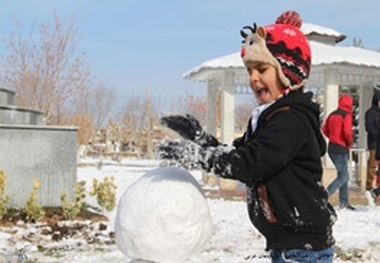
left=0, top=125, right=78, bottom=207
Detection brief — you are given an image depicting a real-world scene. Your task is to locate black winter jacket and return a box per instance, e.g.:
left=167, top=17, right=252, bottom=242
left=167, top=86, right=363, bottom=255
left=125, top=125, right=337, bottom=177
left=376, top=124, right=380, bottom=160
left=216, top=90, right=336, bottom=250
left=365, top=90, right=380, bottom=150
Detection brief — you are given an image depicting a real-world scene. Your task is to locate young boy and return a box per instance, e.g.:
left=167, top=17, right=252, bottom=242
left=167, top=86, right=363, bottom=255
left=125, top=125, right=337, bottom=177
left=157, top=10, right=336, bottom=263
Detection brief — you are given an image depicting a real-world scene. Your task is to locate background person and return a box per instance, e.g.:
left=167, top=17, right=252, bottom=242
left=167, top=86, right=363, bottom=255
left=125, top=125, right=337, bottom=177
left=365, top=119, right=380, bottom=207
left=364, top=90, right=380, bottom=191
left=322, top=94, right=355, bottom=210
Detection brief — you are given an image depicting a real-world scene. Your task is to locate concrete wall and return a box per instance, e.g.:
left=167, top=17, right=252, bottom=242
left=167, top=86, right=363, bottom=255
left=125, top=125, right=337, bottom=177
left=0, top=88, right=15, bottom=105
left=0, top=125, right=78, bottom=207
left=0, top=106, right=44, bottom=125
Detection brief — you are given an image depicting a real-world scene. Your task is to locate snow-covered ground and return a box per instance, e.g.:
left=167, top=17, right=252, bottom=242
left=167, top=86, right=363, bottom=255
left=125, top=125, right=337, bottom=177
left=0, top=158, right=379, bottom=263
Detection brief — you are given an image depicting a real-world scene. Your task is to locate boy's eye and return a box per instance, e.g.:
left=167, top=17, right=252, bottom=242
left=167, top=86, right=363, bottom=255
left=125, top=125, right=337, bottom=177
left=257, top=65, right=269, bottom=73
left=248, top=63, right=269, bottom=74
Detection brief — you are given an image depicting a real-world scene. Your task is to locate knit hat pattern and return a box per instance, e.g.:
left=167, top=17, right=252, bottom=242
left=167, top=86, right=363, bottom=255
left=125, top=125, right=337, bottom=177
left=240, top=11, right=311, bottom=90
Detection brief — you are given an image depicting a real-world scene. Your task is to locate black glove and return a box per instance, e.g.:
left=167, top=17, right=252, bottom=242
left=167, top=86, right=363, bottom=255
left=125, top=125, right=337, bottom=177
left=155, top=139, right=234, bottom=178
left=160, top=114, right=219, bottom=147
left=155, top=139, right=202, bottom=170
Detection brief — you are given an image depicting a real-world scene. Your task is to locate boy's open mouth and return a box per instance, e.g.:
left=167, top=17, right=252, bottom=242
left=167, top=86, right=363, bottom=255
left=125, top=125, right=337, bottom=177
left=255, top=87, right=269, bottom=100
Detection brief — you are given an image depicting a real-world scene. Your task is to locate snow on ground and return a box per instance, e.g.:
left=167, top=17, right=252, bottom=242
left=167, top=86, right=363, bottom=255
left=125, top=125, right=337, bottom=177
left=0, top=157, right=379, bottom=263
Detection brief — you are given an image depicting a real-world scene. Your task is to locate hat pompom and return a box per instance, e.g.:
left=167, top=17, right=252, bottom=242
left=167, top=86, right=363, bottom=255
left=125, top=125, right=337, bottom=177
left=275, top=10, right=302, bottom=28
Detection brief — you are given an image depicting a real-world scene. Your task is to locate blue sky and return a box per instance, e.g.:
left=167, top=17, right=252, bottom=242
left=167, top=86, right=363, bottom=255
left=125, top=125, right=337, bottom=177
left=1, top=0, right=380, bottom=109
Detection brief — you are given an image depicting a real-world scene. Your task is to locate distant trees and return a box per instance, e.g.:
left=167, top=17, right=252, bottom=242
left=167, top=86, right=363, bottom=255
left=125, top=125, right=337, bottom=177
left=352, top=37, right=365, bottom=48
left=0, top=14, right=88, bottom=123
left=68, top=82, right=116, bottom=144
left=169, top=93, right=254, bottom=133
left=169, top=93, right=207, bottom=126
left=0, top=13, right=116, bottom=144
left=112, top=94, right=160, bottom=155
left=0, top=12, right=259, bottom=153
left=235, top=100, right=254, bottom=132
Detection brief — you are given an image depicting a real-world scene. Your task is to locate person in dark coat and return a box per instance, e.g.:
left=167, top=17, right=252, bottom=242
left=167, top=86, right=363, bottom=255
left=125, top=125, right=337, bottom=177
left=365, top=115, right=380, bottom=207
left=157, top=10, right=336, bottom=263
left=322, top=94, right=355, bottom=210
left=364, top=90, right=380, bottom=190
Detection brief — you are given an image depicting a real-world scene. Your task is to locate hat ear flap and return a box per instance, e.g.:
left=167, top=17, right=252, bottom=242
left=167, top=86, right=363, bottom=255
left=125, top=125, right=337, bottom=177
left=257, top=26, right=266, bottom=40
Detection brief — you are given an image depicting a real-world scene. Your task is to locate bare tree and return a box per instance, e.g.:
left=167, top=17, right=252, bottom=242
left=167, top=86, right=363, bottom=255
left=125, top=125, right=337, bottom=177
left=169, top=94, right=256, bottom=133
left=169, top=93, right=207, bottom=126
left=0, top=13, right=90, bottom=124
left=89, top=82, right=116, bottom=130
left=235, top=100, right=254, bottom=132
left=352, top=37, right=365, bottom=48
left=69, top=81, right=116, bottom=130
left=67, top=112, right=94, bottom=145
left=66, top=82, right=117, bottom=145
left=120, top=96, right=149, bottom=132
left=116, top=95, right=160, bottom=155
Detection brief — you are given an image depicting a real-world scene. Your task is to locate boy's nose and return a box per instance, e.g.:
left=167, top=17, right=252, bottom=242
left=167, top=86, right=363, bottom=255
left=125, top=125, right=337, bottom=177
left=250, top=70, right=260, bottom=83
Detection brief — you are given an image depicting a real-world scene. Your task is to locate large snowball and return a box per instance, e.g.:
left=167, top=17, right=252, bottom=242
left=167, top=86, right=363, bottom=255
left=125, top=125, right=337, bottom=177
left=115, top=167, right=213, bottom=263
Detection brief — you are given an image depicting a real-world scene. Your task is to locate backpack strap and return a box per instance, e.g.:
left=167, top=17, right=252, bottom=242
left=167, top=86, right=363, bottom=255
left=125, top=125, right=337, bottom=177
left=265, top=106, right=290, bottom=121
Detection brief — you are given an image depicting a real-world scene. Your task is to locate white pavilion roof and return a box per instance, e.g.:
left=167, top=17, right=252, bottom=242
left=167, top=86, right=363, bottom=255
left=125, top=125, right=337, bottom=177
left=184, top=23, right=380, bottom=81
left=301, top=23, right=346, bottom=43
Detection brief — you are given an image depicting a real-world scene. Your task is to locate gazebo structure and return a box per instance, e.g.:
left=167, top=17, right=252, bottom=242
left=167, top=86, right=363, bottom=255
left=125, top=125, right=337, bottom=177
left=183, top=22, right=380, bottom=191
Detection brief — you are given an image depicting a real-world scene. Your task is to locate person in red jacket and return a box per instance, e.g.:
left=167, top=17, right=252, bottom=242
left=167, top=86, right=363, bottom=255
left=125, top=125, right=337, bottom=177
left=322, top=94, right=355, bottom=210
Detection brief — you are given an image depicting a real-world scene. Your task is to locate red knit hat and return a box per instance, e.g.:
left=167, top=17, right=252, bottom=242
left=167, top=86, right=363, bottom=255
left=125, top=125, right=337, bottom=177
left=240, top=10, right=311, bottom=90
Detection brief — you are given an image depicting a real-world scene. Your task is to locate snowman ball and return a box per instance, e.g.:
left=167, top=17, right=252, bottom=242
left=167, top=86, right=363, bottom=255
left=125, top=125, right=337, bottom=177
left=115, top=166, right=213, bottom=263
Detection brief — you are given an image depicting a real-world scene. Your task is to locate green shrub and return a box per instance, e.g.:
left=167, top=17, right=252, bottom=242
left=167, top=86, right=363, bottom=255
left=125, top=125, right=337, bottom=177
left=60, top=180, right=86, bottom=220
left=90, top=176, right=117, bottom=212
left=0, top=171, right=9, bottom=220
left=24, top=179, right=45, bottom=222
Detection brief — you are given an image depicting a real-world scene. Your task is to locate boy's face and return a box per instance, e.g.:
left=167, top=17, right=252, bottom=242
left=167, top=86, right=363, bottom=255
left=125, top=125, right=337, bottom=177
left=247, top=62, right=285, bottom=105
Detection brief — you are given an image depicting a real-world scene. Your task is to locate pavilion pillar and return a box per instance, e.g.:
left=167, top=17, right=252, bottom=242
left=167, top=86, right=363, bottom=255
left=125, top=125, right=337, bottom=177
left=206, top=80, right=218, bottom=138
left=219, top=71, right=237, bottom=191
left=220, top=71, right=235, bottom=144
left=356, top=84, right=372, bottom=190
left=323, top=68, right=339, bottom=121
left=322, top=68, right=339, bottom=186
left=202, top=79, right=220, bottom=187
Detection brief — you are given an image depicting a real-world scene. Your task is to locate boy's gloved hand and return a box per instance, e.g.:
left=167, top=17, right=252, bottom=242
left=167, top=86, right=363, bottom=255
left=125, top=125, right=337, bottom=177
left=155, top=139, right=233, bottom=179
left=155, top=139, right=204, bottom=170
left=160, top=114, right=219, bottom=147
